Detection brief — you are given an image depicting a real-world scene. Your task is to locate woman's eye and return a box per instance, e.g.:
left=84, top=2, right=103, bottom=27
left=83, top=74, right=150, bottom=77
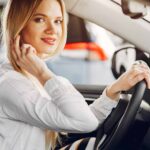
left=55, top=20, right=63, bottom=24
left=34, top=18, right=45, bottom=23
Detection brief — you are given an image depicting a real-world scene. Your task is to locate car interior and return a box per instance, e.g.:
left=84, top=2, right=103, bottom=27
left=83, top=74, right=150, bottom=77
left=59, top=0, right=150, bottom=149
left=0, top=0, right=150, bottom=150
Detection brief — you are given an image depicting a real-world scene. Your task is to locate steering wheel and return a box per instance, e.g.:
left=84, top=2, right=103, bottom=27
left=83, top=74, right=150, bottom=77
left=94, top=80, right=146, bottom=150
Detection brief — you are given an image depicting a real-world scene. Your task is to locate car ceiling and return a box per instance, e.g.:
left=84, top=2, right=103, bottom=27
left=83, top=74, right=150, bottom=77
left=64, top=0, right=150, bottom=53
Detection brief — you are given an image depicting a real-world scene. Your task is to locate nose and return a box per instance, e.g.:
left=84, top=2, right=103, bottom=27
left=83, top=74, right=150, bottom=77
left=45, top=21, right=57, bottom=35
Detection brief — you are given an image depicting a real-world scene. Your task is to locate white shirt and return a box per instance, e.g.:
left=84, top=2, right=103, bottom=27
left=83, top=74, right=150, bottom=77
left=0, top=61, right=117, bottom=150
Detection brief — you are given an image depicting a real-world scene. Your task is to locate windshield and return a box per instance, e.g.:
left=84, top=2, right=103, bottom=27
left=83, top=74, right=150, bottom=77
left=46, top=14, right=133, bottom=86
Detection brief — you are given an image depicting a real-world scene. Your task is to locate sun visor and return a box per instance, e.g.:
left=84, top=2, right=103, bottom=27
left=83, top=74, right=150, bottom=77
left=63, top=0, right=150, bottom=53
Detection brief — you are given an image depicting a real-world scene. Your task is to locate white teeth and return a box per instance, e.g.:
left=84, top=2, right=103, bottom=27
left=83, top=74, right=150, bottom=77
left=46, top=39, right=55, bottom=42
left=42, top=38, right=56, bottom=42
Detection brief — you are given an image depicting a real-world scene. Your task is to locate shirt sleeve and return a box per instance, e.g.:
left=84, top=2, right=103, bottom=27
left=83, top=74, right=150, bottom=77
left=0, top=75, right=98, bottom=133
left=90, top=88, right=119, bottom=124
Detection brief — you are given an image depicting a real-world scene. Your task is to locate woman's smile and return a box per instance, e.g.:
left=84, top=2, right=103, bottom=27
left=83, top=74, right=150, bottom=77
left=41, top=37, right=57, bottom=46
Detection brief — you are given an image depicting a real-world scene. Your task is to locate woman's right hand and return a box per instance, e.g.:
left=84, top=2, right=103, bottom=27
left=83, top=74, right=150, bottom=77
left=12, top=35, right=53, bottom=85
left=106, top=61, right=150, bottom=100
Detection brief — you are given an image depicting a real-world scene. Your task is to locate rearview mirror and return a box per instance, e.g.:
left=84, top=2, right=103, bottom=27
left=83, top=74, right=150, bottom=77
left=121, top=0, right=149, bottom=19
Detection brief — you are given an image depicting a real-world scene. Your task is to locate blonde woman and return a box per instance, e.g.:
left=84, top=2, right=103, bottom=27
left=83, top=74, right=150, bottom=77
left=0, top=0, right=150, bottom=150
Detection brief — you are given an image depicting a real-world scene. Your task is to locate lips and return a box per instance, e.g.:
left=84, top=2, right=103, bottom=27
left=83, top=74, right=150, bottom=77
left=41, top=37, right=56, bottom=46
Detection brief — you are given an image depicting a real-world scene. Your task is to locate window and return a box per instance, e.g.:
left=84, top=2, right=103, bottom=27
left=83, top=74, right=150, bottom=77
left=46, top=14, right=131, bottom=85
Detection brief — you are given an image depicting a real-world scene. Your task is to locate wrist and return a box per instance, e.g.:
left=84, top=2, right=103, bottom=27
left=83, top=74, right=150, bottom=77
left=106, top=82, right=121, bottom=101
left=38, top=70, right=53, bottom=85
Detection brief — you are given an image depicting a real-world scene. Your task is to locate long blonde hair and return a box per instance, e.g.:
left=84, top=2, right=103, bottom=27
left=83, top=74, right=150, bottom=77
left=2, top=0, right=67, bottom=72
left=1, top=0, right=67, bottom=149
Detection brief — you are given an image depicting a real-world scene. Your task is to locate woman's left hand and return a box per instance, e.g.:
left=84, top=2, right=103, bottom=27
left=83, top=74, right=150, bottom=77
left=12, top=35, right=54, bottom=85
left=106, top=61, right=150, bottom=100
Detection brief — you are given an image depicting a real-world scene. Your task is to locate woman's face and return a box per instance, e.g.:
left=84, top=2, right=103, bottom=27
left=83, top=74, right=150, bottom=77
left=21, top=0, right=63, bottom=57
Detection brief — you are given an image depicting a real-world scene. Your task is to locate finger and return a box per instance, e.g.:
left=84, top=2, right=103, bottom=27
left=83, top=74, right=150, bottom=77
left=135, top=64, right=150, bottom=89
left=19, top=45, right=33, bottom=68
left=131, top=62, right=150, bottom=75
left=127, top=66, right=147, bottom=85
left=29, top=46, right=37, bottom=55
left=22, top=44, right=37, bottom=55
left=129, top=67, right=144, bottom=78
left=143, top=71, right=150, bottom=89
left=21, top=46, right=27, bottom=56
left=14, top=35, right=21, bottom=59
left=131, top=71, right=150, bottom=89
left=130, top=74, right=145, bottom=86
left=11, top=49, right=18, bottom=61
left=140, top=64, right=150, bottom=70
left=26, top=46, right=37, bottom=57
left=11, top=50, right=22, bottom=66
left=21, top=44, right=30, bottom=56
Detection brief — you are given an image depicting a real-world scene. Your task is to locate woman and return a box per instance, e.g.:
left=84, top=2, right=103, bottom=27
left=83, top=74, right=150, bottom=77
left=0, top=0, right=150, bottom=150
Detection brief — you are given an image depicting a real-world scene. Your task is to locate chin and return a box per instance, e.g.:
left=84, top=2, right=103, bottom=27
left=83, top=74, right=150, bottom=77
left=38, top=47, right=54, bottom=53
left=37, top=49, right=55, bottom=58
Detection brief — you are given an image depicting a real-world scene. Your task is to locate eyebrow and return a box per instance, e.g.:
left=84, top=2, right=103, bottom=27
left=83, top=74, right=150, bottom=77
left=33, top=13, right=63, bottom=19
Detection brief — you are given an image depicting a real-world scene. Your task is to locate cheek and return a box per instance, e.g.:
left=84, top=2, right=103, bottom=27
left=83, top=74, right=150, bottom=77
left=21, top=28, right=39, bottom=44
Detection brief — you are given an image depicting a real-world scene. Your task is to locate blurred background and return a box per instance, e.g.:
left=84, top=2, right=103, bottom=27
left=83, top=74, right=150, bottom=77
left=0, top=1, right=137, bottom=86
